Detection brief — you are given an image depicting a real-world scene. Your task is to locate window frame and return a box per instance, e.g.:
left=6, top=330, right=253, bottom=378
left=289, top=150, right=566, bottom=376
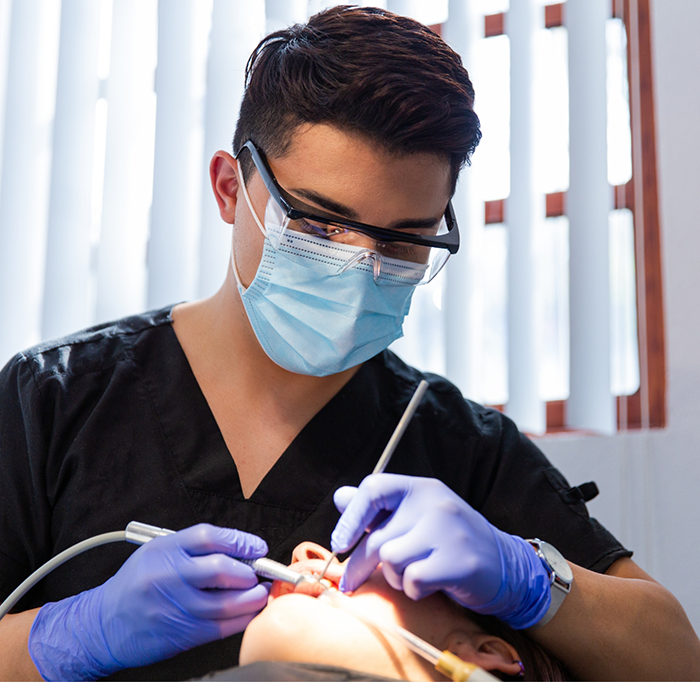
left=481, top=0, right=665, bottom=432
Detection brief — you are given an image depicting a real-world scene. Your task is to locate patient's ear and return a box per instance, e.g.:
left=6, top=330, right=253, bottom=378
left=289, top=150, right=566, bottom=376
left=445, top=630, right=523, bottom=678
left=292, top=542, right=332, bottom=563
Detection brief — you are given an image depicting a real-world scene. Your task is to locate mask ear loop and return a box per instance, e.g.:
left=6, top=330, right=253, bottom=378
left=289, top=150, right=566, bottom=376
left=230, top=160, right=268, bottom=291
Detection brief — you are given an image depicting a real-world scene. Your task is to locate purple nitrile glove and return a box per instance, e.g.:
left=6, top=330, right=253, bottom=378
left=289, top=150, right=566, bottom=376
left=28, top=524, right=270, bottom=681
left=332, top=474, right=552, bottom=629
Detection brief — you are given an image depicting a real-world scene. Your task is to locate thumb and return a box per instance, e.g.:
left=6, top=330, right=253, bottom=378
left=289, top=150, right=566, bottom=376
left=338, top=533, right=380, bottom=593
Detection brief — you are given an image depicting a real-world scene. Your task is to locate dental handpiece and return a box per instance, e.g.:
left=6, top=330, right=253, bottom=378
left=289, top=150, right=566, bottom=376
left=239, top=557, right=315, bottom=586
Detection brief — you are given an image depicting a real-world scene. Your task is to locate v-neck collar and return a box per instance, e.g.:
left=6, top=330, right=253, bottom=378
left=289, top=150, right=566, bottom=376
left=140, top=308, right=390, bottom=516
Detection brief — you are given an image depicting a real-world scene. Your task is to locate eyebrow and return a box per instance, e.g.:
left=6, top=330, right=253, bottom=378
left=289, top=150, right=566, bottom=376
left=289, top=187, right=443, bottom=231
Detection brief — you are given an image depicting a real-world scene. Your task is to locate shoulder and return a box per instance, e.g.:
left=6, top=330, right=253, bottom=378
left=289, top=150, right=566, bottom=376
left=3, top=306, right=176, bottom=389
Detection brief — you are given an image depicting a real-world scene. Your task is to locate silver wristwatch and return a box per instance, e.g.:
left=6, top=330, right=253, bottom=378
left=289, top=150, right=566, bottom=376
left=527, top=538, right=573, bottom=628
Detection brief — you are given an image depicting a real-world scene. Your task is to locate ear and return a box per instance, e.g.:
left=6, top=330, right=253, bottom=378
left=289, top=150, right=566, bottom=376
left=292, top=542, right=333, bottom=563
left=209, top=150, right=240, bottom=224
left=445, top=630, right=523, bottom=679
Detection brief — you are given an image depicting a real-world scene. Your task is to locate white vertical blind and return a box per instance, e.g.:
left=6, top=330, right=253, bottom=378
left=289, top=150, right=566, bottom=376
left=96, top=0, right=157, bottom=322
left=148, top=0, right=210, bottom=310
left=41, top=0, right=101, bottom=340
left=0, top=0, right=12, bottom=182
left=442, top=0, right=485, bottom=401
left=505, top=0, right=546, bottom=434
left=197, top=0, right=265, bottom=299
left=0, top=0, right=60, bottom=364
left=567, top=0, right=616, bottom=433
left=265, top=0, right=308, bottom=34
left=388, top=0, right=448, bottom=26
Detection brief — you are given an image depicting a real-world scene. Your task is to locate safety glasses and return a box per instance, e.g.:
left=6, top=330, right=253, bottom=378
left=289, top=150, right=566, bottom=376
left=235, top=140, right=459, bottom=286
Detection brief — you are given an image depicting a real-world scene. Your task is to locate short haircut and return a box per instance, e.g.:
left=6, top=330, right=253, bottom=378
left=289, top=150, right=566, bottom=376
left=232, top=5, right=481, bottom=195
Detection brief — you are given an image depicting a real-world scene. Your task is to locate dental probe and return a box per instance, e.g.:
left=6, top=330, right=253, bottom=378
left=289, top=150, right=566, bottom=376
left=319, top=590, right=498, bottom=682
left=317, top=379, right=429, bottom=584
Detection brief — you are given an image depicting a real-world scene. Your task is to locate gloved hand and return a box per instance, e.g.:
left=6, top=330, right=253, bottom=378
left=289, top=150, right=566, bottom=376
left=28, top=524, right=270, bottom=681
left=331, top=474, right=552, bottom=629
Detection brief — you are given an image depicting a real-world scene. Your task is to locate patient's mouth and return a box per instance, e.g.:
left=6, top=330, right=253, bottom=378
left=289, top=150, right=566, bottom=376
left=269, top=571, right=340, bottom=600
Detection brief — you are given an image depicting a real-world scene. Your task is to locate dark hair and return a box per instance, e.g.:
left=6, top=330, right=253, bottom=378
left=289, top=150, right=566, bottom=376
left=232, top=5, right=481, bottom=195
left=465, top=610, right=576, bottom=681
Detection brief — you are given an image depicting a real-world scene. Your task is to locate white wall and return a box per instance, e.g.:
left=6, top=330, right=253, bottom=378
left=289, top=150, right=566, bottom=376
left=537, top=0, right=700, bottom=632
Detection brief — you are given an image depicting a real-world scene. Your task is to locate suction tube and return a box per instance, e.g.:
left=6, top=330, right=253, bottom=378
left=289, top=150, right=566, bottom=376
left=319, top=590, right=498, bottom=682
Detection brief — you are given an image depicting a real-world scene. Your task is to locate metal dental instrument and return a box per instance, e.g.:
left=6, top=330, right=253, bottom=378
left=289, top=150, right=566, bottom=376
left=239, top=557, right=315, bottom=586
left=319, top=590, right=497, bottom=681
left=317, top=379, right=429, bottom=584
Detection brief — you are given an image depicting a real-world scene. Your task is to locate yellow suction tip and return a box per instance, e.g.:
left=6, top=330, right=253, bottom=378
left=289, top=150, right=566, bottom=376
left=435, top=651, right=499, bottom=682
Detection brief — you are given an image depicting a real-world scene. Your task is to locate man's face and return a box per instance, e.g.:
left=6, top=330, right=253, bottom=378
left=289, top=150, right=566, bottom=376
left=232, top=123, right=453, bottom=289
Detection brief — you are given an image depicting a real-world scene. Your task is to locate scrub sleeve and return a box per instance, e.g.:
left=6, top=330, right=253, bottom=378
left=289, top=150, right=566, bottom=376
left=0, top=306, right=631, bottom=680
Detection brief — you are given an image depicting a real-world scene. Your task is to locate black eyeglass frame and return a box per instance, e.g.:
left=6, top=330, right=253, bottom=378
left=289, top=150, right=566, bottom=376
left=235, top=140, right=460, bottom=255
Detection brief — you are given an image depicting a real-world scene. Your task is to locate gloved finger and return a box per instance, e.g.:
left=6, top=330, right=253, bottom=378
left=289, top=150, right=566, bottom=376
left=337, top=512, right=404, bottom=593
left=174, top=523, right=268, bottom=559
left=177, top=552, right=260, bottom=590
left=403, top=545, right=502, bottom=606
left=331, top=474, right=412, bottom=553
left=179, top=582, right=270, bottom=621
left=399, top=558, right=445, bottom=601
left=333, top=486, right=358, bottom=513
left=338, top=531, right=379, bottom=593
left=376, top=534, right=433, bottom=595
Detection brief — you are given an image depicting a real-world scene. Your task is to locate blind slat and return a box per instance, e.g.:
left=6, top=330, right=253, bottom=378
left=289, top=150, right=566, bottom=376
left=567, top=0, right=616, bottom=433
left=506, top=0, right=546, bottom=434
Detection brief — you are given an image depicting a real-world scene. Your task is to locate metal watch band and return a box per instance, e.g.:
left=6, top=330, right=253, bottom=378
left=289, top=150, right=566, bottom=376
left=527, top=538, right=573, bottom=629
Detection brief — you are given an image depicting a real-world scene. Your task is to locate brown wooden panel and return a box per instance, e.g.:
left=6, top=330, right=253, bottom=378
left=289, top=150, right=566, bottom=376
left=614, top=181, right=635, bottom=210
left=624, top=0, right=666, bottom=428
left=428, top=23, right=442, bottom=37
left=544, top=3, right=565, bottom=29
left=484, top=13, right=505, bottom=38
left=546, top=400, right=566, bottom=430
left=546, top=191, right=566, bottom=217
left=485, top=199, right=505, bottom=224
left=484, top=0, right=666, bottom=432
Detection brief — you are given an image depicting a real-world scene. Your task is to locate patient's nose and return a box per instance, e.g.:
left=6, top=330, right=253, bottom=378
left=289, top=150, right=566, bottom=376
left=292, top=541, right=331, bottom=563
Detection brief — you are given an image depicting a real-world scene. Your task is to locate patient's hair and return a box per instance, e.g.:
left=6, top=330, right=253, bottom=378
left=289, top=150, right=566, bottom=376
left=466, top=611, right=575, bottom=681
left=232, top=5, right=481, bottom=195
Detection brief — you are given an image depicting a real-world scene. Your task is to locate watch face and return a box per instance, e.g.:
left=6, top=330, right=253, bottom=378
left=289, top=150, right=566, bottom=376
left=540, top=542, right=574, bottom=583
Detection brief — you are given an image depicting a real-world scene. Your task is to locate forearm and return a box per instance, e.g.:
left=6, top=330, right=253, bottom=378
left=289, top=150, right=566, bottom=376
left=0, top=610, right=43, bottom=681
left=530, top=560, right=700, bottom=681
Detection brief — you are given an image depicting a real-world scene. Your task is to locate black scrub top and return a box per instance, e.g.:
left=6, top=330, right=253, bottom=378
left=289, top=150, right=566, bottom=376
left=0, top=306, right=631, bottom=680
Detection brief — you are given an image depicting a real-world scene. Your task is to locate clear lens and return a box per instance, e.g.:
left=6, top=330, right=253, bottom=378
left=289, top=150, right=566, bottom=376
left=263, top=197, right=450, bottom=286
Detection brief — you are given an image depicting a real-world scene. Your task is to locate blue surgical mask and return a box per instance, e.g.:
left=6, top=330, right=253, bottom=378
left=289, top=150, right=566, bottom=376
left=232, top=166, right=418, bottom=376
